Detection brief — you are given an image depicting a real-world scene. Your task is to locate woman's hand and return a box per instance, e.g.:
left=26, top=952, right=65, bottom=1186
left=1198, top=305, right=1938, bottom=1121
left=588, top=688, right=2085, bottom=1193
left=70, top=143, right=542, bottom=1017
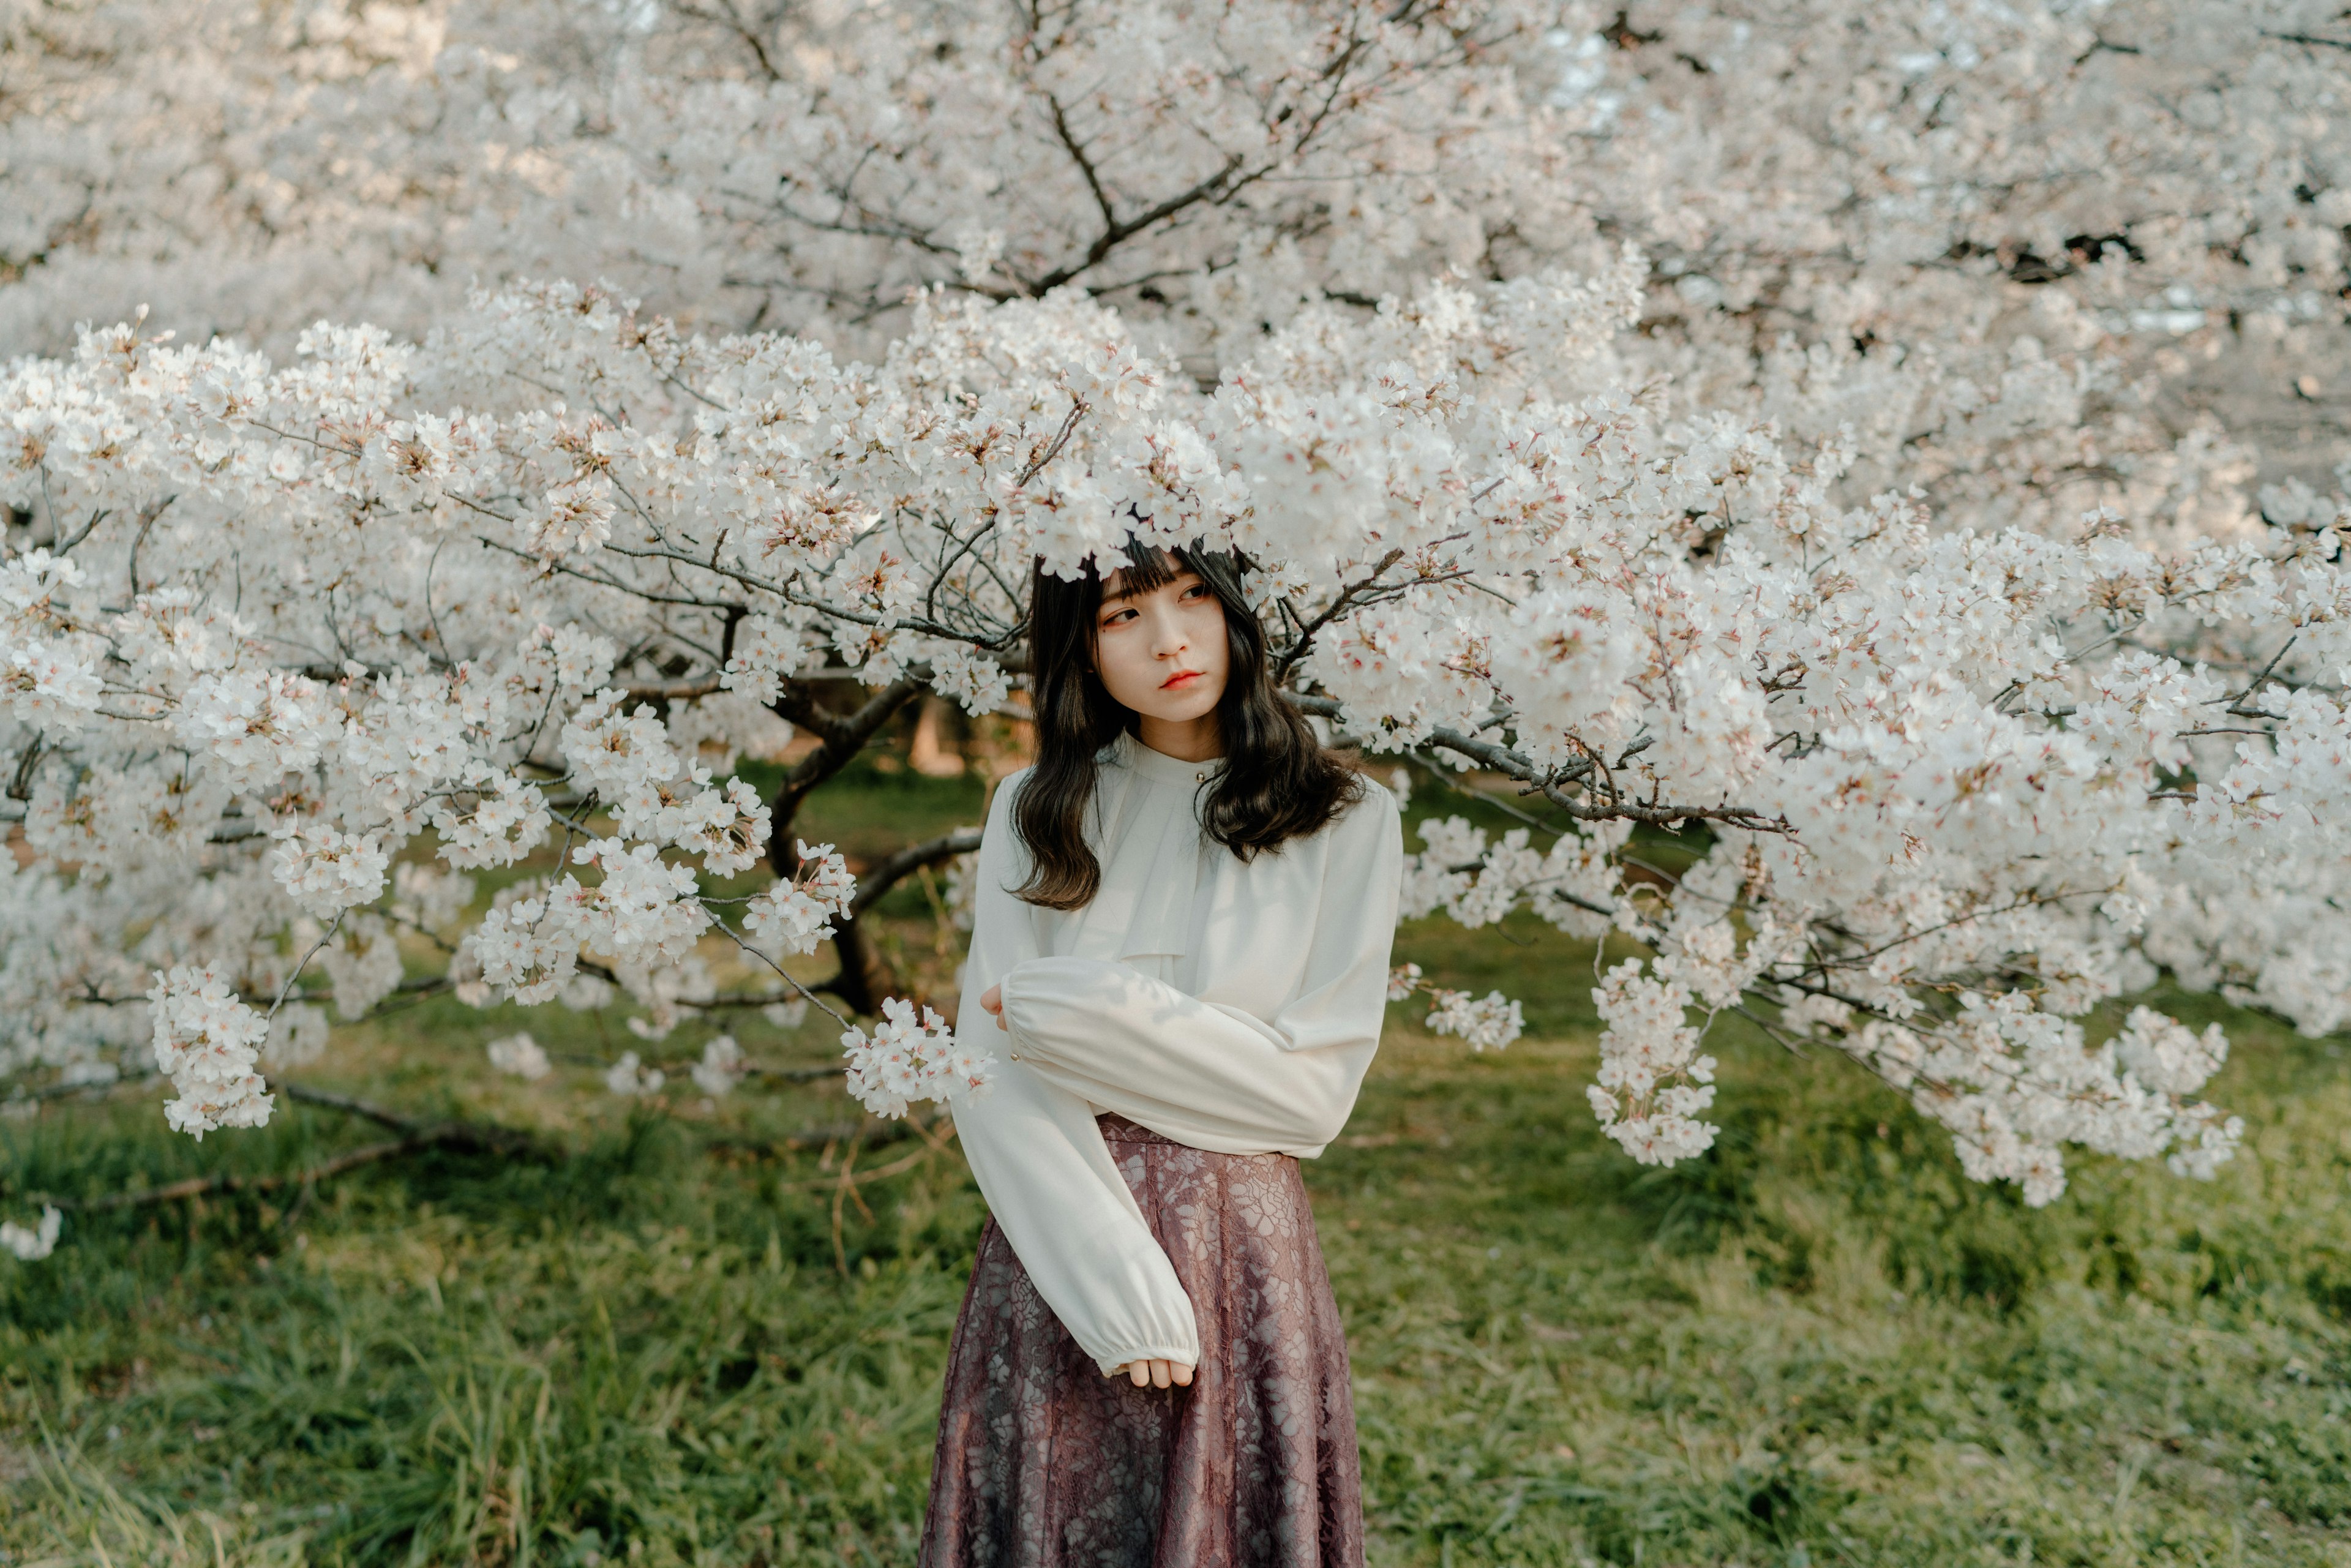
left=979, top=983, right=1007, bottom=1030
left=1108, top=1358, right=1195, bottom=1389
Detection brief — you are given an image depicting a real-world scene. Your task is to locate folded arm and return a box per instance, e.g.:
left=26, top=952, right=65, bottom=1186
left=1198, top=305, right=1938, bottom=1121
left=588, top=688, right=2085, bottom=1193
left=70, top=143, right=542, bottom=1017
left=996, top=785, right=1403, bottom=1157
left=948, top=1056, right=1201, bottom=1372
left=948, top=776, right=1201, bottom=1375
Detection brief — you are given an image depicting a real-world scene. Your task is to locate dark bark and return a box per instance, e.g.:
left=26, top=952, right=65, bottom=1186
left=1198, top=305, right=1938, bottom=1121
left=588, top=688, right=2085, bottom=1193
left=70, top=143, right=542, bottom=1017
left=762, top=670, right=989, bottom=1015
left=765, top=674, right=926, bottom=877
left=820, top=915, right=898, bottom=1018
left=814, top=825, right=988, bottom=1016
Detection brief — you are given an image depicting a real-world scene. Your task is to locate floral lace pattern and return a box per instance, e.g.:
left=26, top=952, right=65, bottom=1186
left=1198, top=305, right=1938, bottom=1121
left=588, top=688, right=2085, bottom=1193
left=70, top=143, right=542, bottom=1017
left=920, top=1114, right=1364, bottom=1567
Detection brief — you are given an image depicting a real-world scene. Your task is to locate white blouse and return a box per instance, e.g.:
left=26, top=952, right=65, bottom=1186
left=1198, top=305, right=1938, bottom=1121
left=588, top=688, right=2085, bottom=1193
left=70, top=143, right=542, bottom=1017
left=948, top=729, right=1404, bottom=1374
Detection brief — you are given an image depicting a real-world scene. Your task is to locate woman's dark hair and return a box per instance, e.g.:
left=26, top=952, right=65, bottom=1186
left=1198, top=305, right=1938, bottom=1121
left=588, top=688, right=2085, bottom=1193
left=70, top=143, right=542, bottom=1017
left=1013, top=538, right=1363, bottom=909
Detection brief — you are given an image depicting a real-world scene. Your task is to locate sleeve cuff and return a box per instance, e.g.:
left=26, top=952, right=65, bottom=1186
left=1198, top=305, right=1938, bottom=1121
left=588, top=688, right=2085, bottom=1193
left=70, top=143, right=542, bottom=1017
left=994, top=959, right=1058, bottom=1062
left=1091, top=1345, right=1201, bottom=1377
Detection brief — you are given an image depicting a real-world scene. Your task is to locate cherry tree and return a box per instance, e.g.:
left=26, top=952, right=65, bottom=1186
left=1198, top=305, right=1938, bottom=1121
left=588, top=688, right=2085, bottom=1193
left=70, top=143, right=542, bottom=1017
left=2, top=0, right=2349, bottom=1255
left=4, top=258, right=2342, bottom=1211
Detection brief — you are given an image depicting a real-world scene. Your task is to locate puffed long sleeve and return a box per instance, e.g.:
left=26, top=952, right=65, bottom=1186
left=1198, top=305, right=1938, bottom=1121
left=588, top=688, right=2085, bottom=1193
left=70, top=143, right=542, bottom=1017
left=944, top=776, right=1201, bottom=1375
left=996, top=784, right=1403, bottom=1158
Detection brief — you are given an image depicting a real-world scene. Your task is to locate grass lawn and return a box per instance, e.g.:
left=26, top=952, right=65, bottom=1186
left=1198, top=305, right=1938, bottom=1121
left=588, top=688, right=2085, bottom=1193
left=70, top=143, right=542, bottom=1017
left=4, top=761, right=2350, bottom=1566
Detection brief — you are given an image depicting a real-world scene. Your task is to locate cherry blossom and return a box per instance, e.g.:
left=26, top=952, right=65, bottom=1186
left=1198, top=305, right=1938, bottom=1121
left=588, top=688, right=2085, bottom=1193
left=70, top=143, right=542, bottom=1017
left=486, top=1032, right=553, bottom=1081
left=148, top=966, right=274, bottom=1139
left=843, top=999, right=992, bottom=1120
left=1, top=1206, right=62, bottom=1262
left=690, top=1035, right=749, bottom=1097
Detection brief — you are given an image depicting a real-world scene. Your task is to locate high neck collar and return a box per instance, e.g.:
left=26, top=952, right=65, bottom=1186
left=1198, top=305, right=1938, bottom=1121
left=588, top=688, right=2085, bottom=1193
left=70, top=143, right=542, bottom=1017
left=1106, top=727, right=1226, bottom=787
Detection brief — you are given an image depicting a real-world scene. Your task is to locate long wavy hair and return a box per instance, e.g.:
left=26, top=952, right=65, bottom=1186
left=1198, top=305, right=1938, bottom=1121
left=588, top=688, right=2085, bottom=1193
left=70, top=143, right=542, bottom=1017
left=1012, top=539, right=1363, bottom=910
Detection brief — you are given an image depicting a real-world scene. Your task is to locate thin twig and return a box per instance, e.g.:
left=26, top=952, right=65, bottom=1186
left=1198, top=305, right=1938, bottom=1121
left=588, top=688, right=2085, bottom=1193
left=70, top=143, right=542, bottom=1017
left=2220, top=634, right=2297, bottom=718
left=266, top=914, right=347, bottom=1024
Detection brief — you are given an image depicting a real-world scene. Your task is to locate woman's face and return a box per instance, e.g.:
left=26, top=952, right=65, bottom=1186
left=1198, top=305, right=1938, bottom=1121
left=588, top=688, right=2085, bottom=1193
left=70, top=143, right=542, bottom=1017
left=1091, top=565, right=1230, bottom=728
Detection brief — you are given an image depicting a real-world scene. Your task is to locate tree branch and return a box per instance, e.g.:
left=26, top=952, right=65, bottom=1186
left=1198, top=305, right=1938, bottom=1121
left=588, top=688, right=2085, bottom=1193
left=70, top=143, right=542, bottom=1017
left=1272, top=548, right=1404, bottom=684
left=849, top=827, right=985, bottom=917
left=766, top=674, right=928, bottom=874
left=1029, top=152, right=1255, bottom=293
left=1289, top=694, right=1792, bottom=834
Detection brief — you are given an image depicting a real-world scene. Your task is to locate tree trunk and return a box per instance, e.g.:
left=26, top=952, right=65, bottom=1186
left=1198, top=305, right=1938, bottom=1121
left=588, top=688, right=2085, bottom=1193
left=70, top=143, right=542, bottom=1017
left=817, top=825, right=985, bottom=1018
left=826, top=913, right=898, bottom=1018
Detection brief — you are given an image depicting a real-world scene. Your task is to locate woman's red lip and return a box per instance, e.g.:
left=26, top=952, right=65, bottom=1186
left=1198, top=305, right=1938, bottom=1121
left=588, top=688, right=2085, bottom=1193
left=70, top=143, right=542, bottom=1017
left=1161, top=670, right=1202, bottom=689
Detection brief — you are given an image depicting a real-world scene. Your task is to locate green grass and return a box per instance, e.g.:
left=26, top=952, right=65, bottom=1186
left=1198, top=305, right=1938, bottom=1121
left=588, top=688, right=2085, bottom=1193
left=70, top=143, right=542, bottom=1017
left=1330, top=939, right=2351, bottom=1566
left=4, top=764, right=2350, bottom=1565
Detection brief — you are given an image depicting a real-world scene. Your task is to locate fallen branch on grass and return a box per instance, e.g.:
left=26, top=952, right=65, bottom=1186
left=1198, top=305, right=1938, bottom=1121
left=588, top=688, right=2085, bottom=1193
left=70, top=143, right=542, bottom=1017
left=276, top=1082, right=546, bottom=1152
left=18, top=1085, right=954, bottom=1219
left=28, top=1082, right=552, bottom=1214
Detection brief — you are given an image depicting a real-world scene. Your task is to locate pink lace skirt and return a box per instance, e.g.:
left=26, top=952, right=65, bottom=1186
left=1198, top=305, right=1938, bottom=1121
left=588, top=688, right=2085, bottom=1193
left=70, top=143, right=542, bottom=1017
left=918, top=1114, right=1365, bottom=1568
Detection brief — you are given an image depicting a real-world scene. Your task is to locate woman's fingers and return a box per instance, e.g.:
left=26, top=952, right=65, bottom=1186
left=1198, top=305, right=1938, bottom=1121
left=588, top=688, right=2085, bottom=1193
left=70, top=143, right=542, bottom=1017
left=1108, top=1358, right=1199, bottom=1388
left=1170, top=1360, right=1194, bottom=1387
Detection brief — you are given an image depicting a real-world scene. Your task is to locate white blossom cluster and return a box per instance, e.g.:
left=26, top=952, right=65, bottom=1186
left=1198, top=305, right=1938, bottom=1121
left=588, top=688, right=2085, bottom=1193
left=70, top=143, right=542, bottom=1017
left=1, top=1205, right=62, bottom=1262
left=744, top=842, right=858, bottom=959
left=1844, top=999, right=2245, bottom=1206
left=147, top=966, right=274, bottom=1139
left=690, top=1035, right=749, bottom=1098
left=1425, top=989, right=1527, bottom=1053
left=1389, top=963, right=1526, bottom=1053
left=9, top=4, right=2346, bottom=502
left=1400, top=814, right=1631, bottom=941
left=486, top=1032, right=552, bottom=1081
left=604, top=1051, right=666, bottom=1098
left=6, top=0, right=2345, bottom=556
left=842, top=999, right=992, bottom=1120
left=1588, top=959, right=1719, bottom=1167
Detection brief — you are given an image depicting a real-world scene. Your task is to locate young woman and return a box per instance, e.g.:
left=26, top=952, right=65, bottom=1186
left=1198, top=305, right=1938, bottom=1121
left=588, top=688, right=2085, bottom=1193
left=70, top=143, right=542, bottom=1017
left=917, top=541, right=1402, bottom=1568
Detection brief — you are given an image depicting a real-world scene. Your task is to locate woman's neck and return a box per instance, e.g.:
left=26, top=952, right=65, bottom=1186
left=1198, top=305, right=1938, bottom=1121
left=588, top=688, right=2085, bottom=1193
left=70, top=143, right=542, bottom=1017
left=1134, top=713, right=1223, bottom=763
